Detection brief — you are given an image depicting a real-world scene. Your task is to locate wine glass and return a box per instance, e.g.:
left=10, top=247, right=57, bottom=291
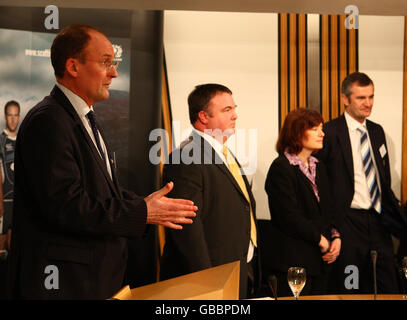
left=402, top=257, right=407, bottom=280
left=287, top=267, right=306, bottom=300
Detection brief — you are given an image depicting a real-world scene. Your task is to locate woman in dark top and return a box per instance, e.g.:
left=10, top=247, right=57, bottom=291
left=265, top=108, right=341, bottom=297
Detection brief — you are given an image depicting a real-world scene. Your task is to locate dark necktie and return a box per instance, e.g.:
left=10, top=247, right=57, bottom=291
left=87, top=110, right=105, bottom=161
left=357, top=127, right=381, bottom=214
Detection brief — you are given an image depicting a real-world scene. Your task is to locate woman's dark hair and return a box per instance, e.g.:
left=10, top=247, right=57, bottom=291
left=276, top=108, right=324, bottom=155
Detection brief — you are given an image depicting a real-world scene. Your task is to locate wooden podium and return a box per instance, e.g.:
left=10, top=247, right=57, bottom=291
left=112, top=261, right=240, bottom=300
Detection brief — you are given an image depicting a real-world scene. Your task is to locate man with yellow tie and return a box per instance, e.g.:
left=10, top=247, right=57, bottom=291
left=160, top=83, right=260, bottom=299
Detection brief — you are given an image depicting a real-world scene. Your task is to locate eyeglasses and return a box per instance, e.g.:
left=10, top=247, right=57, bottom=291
left=84, top=59, right=120, bottom=71
left=101, top=59, right=120, bottom=70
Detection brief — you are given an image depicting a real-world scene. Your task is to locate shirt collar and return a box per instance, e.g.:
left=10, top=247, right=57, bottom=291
left=284, top=149, right=319, bottom=167
left=344, top=110, right=367, bottom=131
left=56, top=82, right=94, bottom=118
left=192, top=127, right=225, bottom=157
left=3, top=129, right=16, bottom=141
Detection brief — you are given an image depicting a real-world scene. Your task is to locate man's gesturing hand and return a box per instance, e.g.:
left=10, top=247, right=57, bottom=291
left=144, top=182, right=198, bottom=230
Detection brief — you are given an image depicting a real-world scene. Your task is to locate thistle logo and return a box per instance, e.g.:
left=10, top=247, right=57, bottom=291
left=113, top=44, right=123, bottom=61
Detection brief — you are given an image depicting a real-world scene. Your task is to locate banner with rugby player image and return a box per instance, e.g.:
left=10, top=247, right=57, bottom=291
left=0, top=27, right=131, bottom=186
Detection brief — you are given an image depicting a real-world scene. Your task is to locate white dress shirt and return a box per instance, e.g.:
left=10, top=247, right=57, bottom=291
left=192, top=128, right=255, bottom=263
left=344, top=111, right=381, bottom=210
left=56, top=83, right=112, bottom=180
left=0, top=129, right=16, bottom=190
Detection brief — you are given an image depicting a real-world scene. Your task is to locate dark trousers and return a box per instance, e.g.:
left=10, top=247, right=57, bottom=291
left=247, top=250, right=260, bottom=298
left=329, top=208, right=399, bottom=294
left=0, top=257, right=8, bottom=299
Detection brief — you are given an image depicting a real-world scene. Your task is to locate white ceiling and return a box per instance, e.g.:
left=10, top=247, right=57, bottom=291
left=1, top=0, right=407, bottom=16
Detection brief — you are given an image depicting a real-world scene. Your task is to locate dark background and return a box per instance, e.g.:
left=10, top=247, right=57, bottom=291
left=0, top=6, right=164, bottom=289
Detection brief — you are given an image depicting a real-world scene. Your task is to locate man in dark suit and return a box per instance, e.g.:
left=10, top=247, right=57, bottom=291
left=160, top=84, right=260, bottom=299
left=318, top=72, right=403, bottom=293
left=7, top=24, right=197, bottom=300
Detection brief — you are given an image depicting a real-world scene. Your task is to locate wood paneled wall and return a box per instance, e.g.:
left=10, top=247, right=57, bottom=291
left=279, top=13, right=358, bottom=127
left=320, top=14, right=358, bottom=123
left=279, top=13, right=307, bottom=127
left=402, top=16, right=407, bottom=204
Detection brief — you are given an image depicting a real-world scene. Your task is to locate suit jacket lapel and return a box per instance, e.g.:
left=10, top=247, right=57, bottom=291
left=193, top=132, right=250, bottom=204
left=366, top=120, right=386, bottom=185
left=98, top=127, right=122, bottom=196
left=337, top=115, right=354, bottom=186
left=235, top=155, right=256, bottom=211
left=314, top=163, right=325, bottom=209
left=51, top=86, right=120, bottom=197
left=216, top=158, right=251, bottom=205
left=296, top=164, right=321, bottom=208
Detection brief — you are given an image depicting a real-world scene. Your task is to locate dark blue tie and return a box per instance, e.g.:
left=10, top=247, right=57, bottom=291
left=87, top=110, right=105, bottom=161
left=357, top=127, right=381, bottom=214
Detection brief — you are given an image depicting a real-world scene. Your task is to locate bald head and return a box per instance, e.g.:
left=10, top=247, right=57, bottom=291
left=51, top=24, right=105, bottom=79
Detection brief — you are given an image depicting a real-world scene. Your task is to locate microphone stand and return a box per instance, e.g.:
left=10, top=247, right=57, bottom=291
left=371, top=250, right=378, bottom=300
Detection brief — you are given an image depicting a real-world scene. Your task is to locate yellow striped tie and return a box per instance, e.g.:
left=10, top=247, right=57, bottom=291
left=222, top=145, right=257, bottom=247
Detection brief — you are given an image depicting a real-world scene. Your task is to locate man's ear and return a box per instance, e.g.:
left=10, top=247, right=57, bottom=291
left=197, top=110, right=209, bottom=125
left=65, top=58, right=79, bottom=78
left=341, top=93, right=349, bottom=107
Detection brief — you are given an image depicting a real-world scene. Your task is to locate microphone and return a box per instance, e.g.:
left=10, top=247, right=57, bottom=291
left=267, top=274, right=278, bottom=300
left=371, top=250, right=378, bottom=300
